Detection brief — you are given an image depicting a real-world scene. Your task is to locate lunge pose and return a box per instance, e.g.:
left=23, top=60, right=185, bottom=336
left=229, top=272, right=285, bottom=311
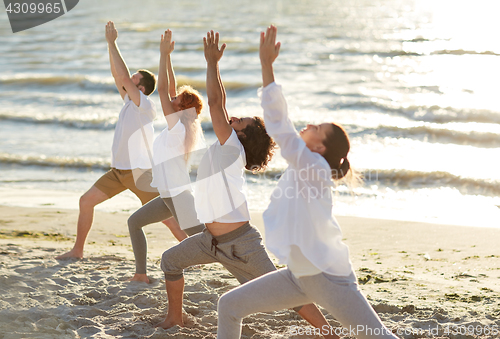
left=216, top=26, right=399, bottom=339
left=156, top=31, right=335, bottom=338
left=57, top=21, right=169, bottom=259
left=127, top=30, right=205, bottom=283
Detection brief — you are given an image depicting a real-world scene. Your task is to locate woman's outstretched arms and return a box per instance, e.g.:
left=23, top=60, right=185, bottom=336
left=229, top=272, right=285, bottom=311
left=158, top=29, right=180, bottom=129
left=203, top=30, right=232, bottom=145
left=260, top=25, right=281, bottom=88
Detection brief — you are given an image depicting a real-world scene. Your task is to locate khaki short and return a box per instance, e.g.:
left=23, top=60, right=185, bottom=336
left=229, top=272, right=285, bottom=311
left=94, top=168, right=159, bottom=205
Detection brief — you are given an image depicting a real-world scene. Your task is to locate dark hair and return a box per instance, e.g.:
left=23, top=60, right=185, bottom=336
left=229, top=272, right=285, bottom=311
left=138, top=69, right=156, bottom=96
left=237, top=116, right=276, bottom=172
left=322, top=123, right=351, bottom=180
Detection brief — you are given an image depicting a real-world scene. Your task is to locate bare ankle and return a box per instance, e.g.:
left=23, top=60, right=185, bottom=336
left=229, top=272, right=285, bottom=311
left=155, top=314, right=184, bottom=329
left=128, top=274, right=150, bottom=283
left=55, top=248, right=83, bottom=259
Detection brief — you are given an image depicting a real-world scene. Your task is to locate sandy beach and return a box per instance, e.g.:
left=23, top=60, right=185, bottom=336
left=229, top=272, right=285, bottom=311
left=2, top=0, right=500, bottom=337
left=1, top=197, right=499, bottom=339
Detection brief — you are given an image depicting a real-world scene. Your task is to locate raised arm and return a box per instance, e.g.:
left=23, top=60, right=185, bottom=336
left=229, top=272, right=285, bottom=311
left=108, top=44, right=126, bottom=99
left=105, top=21, right=142, bottom=107
left=260, top=25, right=281, bottom=88
left=260, top=26, right=318, bottom=170
left=166, top=46, right=177, bottom=98
left=203, top=30, right=232, bottom=144
left=158, top=29, right=180, bottom=129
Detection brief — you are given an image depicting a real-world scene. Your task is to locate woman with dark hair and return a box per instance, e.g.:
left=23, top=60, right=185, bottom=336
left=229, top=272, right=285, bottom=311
left=216, top=26, right=398, bottom=339
left=127, top=30, right=205, bottom=283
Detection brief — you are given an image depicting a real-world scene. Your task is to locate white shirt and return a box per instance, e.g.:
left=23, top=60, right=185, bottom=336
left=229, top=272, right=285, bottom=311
left=150, top=120, right=192, bottom=198
left=112, top=92, right=156, bottom=170
left=194, top=129, right=250, bottom=224
left=260, top=82, right=353, bottom=278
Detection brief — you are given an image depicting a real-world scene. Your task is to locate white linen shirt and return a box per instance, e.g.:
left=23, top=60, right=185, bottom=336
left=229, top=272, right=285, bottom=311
left=194, top=129, right=250, bottom=224
left=150, top=120, right=192, bottom=198
left=112, top=92, right=156, bottom=170
left=260, top=82, right=353, bottom=277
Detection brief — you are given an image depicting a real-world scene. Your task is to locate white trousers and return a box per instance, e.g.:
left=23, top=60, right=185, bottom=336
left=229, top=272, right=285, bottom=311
left=217, top=268, right=398, bottom=339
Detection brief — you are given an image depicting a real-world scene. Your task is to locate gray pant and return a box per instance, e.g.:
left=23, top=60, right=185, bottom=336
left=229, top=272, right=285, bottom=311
left=128, top=191, right=205, bottom=275
left=217, top=268, right=398, bottom=339
left=160, top=222, right=276, bottom=284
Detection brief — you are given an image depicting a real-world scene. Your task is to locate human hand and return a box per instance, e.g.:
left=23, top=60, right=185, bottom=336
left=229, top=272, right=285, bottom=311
left=260, top=25, right=281, bottom=66
left=105, top=21, right=118, bottom=44
left=203, top=30, right=226, bottom=64
left=160, top=29, right=175, bottom=55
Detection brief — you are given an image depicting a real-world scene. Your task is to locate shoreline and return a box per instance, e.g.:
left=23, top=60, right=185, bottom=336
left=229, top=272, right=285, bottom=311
left=1, top=203, right=499, bottom=338
left=1, top=186, right=499, bottom=230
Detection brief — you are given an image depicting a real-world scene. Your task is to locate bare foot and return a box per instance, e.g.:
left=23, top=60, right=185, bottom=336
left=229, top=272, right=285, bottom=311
left=155, top=315, right=184, bottom=329
left=55, top=248, right=83, bottom=260
left=128, top=273, right=150, bottom=283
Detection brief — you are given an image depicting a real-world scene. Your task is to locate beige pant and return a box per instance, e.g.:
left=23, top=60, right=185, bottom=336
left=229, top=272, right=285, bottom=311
left=94, top=168, right=159, bottom=204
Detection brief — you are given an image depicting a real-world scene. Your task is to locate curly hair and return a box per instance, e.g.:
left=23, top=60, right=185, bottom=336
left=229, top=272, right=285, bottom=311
left=175, top=85, right=204, bottom=162
left=237, top=116, right=276, bottom=172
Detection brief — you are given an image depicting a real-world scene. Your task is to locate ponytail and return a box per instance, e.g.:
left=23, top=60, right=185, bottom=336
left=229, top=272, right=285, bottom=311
left=332, top=157, right=350, bottom=180
left=322, top=123, right=350, bottom=180
left=321, top=124, right=362, bottom=187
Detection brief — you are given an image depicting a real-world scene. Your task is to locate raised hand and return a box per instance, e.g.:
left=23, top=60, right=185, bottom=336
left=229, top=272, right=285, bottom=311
left=105, top=21, right=118, bottom=44
left=160, top=29, right=175, bottom=55
left=203, top=30, right=226, bottom=64
left=260, top=25, right=281, bottom=66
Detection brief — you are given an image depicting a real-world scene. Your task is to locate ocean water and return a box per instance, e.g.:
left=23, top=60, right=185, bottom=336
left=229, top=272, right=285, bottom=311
left=1, top=0, right=499, bottom=227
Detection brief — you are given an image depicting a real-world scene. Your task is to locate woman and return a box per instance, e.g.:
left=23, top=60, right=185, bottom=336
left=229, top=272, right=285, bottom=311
left=127, top=30, right=205, bottom=283
left=216, top=26, right=399, bottom=339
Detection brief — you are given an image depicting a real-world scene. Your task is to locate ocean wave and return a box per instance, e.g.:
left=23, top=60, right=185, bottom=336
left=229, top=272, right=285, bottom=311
left=0, top=178, right=77, bottom=184
left=336, top=48, right=421, bottom=57
left=0, top=74, right=116, bottom=92
left=334, top=100, right=500, bottom=124
left=176, top=75, right=258, bottom=92
left=352, top=125, right=500, bottom=148
left=244, top=168, right=500, bottom=197
left=0, top=113, right=117, bottom=130
left=0, top=113, right=220, bottom=135
left=2, top=152, right=498, bottom=196
left=0, top=153, right=110, bottom=170
left=333, top=47, right=499, bottom=58
left=363, top=169, right=500, bottom=196
left=0, top=73, right=256, bottom=93
left=431, top=49, right=499, bottom=56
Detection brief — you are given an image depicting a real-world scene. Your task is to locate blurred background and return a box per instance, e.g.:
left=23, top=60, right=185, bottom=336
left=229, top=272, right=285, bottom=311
left=1, top=0, right=499, bottom=227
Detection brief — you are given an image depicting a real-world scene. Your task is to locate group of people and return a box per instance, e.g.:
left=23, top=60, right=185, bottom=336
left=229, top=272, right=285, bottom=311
left=56, top=22, right=398, bottom=339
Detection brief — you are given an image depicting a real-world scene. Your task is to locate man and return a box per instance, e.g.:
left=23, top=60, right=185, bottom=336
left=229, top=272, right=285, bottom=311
left=56, top=21, right=179, bottom=259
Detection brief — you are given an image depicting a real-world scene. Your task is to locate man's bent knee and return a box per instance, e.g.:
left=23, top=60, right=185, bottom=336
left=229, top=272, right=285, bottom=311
left=79, top=194, right=95, bottom=209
